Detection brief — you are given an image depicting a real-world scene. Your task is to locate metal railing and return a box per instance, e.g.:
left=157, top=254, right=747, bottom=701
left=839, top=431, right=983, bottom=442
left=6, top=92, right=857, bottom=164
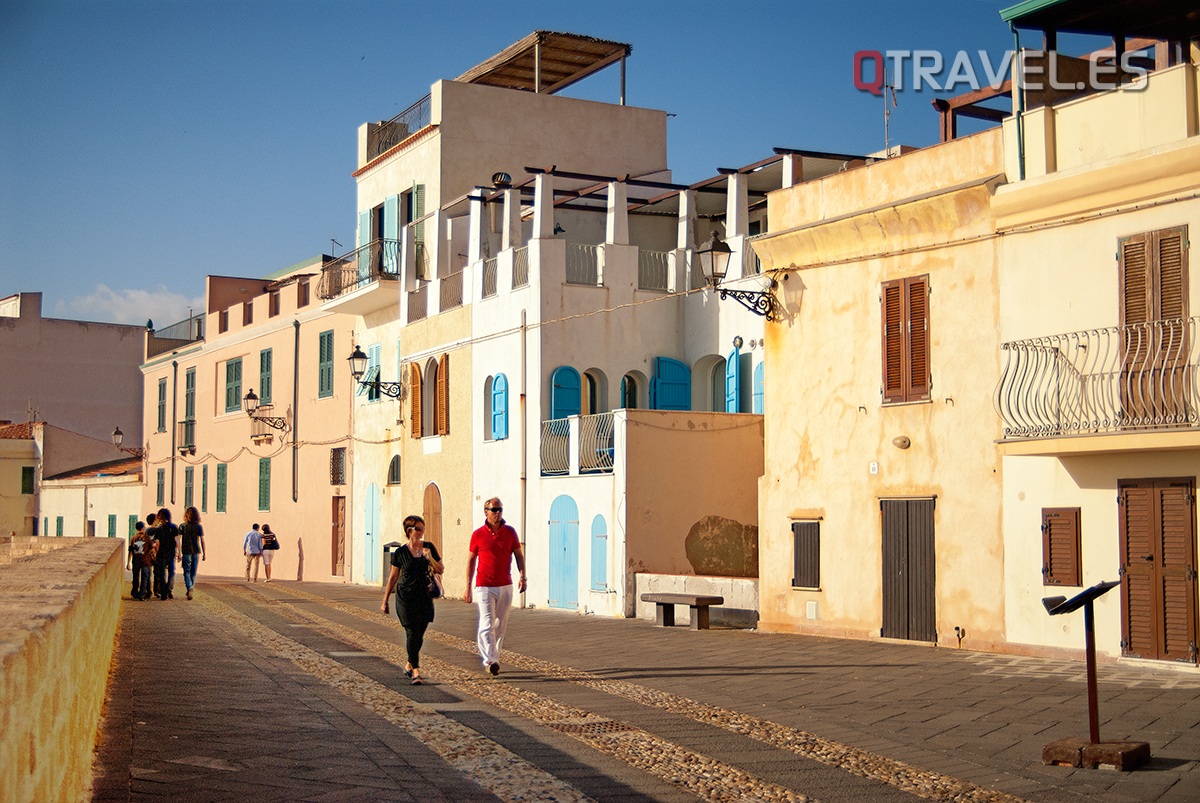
left=566, top=243, right=600, bottom=286
left=482, top=257, right=498, bottom=298
left=367, top=94, right=432, bottom=160
left=995, top=316, right=1199, bottom=438
left=316, top=239, right=400, bottom=301
left=512, top=246, right=529, bottom=288
left=743, top=244, right=762, bottom=276
left=637, top=250, right=670, bottom=291
left=155, top=316, right=204, bottom=341
left=579, top=412, right=615, bottom=474
left=407, top=284, right=428, bottom=323
left=440, top=271, right=464, bottom=310
left=540, top=419, right=571, bottom=476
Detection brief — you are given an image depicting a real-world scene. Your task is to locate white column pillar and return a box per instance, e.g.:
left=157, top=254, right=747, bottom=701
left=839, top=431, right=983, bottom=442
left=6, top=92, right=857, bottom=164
left=677, top=190, right=696, bottom=249
left=725, top=172, right=748, bottom=238
left=606, top=181, right=628, bottom=244
left=781, top=154, right=804, bottom=188
left=503, top=188, right=524, bottom=251
left=532, top=173, right=555, bottom=240
left=468, top=195, right=484, bottom=264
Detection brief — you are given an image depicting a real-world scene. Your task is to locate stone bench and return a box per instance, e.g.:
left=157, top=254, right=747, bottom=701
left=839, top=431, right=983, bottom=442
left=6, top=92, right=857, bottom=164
left=640, top=592, right=725, bottom=630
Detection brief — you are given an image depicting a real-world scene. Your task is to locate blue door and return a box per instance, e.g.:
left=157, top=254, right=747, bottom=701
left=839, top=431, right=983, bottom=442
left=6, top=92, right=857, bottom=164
left=590, top=515, right=608, bottom=591
left=364, top=483, right=380, bottom=584
left=725, top=347, right=741, bottom=412
left=650, top=357, right=690, bottom=410
left=548, top=495, right=579, bottom=610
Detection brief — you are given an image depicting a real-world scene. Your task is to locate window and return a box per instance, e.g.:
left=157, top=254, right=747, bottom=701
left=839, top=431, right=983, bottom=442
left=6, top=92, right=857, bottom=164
left=56, top=516, right=63, bottom=537
left=128, top=515, right=138, bottom=537
left=752, top=362, right=765, bottom=414
left=184, top=466, right=194, bottom=509
left=107, top=514, right=117, bottom=538
left=621, top=374, right=639, bottom=409
left=725, top=347, right=741, bottom=412
left=367, top=344, right=381, bottom=403
left=157, top=378, right=167, bottom=432
left=260, top=348, right=273, bottom=405
left=550, top=366, right=581, bottom=419
left=201, top=464, right=208, bottom=513
left=881, top=275, right=930, bottom=404
left=318, top=330, right=334, bottom=398
left=410, top=362, right=423, bottom=438
left=258, top=458, right=271, bottom=511
left=156, top=469, right=165, bottom=506
left=218, top=309, right=229, bottom=333
left=216, top=463, right=227, bottom=513
left=242, top=301, right=253, bottom=326
left=486, top=374, right=508, bottom=440
left=225, top=357, right=243, bottom=413
left=791, top=521, right=820, bottom=588
left=184, top=367, right=196, bottom=421
left=269, top=290, right=280, bottom=317
left=1042, top=508, right=1082, bottom=586
left=650, top=357, right=690, bottom=411
left=436, top=353, right=449, bottom=435
left=417, top=354, right=449, bottom=437
left=298, top=279, right=310, bottom=308
left=387, top=455, right=401, bottom=485
left=330, top=448, right=346, bottom=485
left=21, top=466, right=34, bottom=494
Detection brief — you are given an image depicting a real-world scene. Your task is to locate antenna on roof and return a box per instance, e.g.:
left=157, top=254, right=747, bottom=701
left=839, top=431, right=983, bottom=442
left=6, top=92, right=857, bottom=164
left=883, top=64, right=899, bottom=157
left=331, top=238, right=342, bottom=257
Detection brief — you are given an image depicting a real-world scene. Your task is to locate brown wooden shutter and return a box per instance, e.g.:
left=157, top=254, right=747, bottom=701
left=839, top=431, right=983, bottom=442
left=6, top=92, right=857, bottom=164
left=1118, top=480, right=1158, bottom=659
left=1159, top=479, right=1196, bottom=662
left=881, top=279, right=905, bottom=403
left=1041, top=507, right=1081, bottom=586
left=1118, top=232, right=1150, bottom=328
left=906, top=275, right=930, bottom=401
left=1154, top=227, right=1187, bottom=320
left=436, top=353, right=449, bottom=435
left=409, top=362, right=422, bottom=439
left=791, top=522, right=820, bottom=588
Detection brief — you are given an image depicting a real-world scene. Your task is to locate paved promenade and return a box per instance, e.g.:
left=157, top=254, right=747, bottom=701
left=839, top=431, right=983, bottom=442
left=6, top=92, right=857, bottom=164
left=91, top=577, right=1199, bottom=802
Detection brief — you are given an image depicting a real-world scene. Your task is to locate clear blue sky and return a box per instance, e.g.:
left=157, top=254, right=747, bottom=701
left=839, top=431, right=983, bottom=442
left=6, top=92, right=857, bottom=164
left=1, top=0, right=1022, bottom=328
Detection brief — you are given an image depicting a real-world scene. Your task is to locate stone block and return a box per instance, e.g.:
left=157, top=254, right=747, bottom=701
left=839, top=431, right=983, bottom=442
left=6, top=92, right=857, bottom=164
left=1081, top=741, right=1151, bottom=771
left=1042, top=736, right=1088, bottom=767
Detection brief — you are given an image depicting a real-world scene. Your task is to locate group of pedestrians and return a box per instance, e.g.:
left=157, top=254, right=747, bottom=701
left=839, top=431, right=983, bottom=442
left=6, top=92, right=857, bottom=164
left=381, top=496, right=526, bottom=686
left=242, top=522, right=281, bottom=583
left=126, top=506, right=206, bottom=600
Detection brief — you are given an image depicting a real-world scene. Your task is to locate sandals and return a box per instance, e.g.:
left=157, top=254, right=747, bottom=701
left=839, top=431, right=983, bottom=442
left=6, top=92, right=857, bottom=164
left=404, top=667, right=413, bottom=678
left=411, top=676, right=423, bottom=685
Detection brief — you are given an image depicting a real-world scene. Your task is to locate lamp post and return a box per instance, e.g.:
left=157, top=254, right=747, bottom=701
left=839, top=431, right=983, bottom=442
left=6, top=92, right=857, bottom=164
left=347, top=345, right=403, bottom=398
left=697, top=231, right=776, bottom=319
left=110, top=427, right=145, bottom=458
left=243, top=389, right=289, bottom=432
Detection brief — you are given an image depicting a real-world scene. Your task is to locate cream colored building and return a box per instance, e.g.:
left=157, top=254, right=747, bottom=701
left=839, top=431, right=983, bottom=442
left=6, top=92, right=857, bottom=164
left=38, top=456, right=143, bottom=541
left=140, top=258, right=359, bottom=582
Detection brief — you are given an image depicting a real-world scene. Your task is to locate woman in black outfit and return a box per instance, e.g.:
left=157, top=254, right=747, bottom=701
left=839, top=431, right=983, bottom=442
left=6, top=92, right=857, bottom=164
left=380, top=515, right=443, bottom=685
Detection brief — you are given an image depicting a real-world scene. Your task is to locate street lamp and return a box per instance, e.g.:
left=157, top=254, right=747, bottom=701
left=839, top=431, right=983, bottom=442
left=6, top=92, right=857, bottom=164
left=243, top=389, right=289, bottom=432
left=697, top=231, right=776, bottom=320
left=347, top=345, right=403, bottom=398
left=110, top=427, right=145, bottom=458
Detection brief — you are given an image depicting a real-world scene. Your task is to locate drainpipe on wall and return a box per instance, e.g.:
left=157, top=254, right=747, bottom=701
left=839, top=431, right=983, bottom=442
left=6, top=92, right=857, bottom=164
left=170, top=360, right=178, bottom=503
left=520, top=307, right=527, bottom=609
left=1011, top=23, right=1026, bottom=181
left=293, top=320, right=300, bottom=503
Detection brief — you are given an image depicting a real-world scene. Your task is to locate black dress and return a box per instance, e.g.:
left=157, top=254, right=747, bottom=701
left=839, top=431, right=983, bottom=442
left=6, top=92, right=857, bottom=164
left=392, top=543, right=440, bottom=627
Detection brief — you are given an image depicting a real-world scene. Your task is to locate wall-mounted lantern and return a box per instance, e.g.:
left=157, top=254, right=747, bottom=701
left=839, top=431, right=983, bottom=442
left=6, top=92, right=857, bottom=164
left=697, top=231, right=777, bottom=319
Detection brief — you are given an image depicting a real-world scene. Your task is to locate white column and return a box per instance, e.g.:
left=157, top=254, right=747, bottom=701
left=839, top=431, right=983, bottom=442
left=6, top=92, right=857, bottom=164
left=468, top=195, right=484, bottom=264
left=781, top=154, right=803, bottom=188
left=606, top=181, right=629, bottom=244
left=503, top=188, right=524, bottom=250
left=725, top=172, right=748, bottom=238
left=677, top=190, right=696, bottom=249
left=532, top=173, right=555, bottom=240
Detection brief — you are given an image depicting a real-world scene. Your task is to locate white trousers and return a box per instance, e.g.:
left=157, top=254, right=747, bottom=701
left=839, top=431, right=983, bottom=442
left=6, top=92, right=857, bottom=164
left=474, top=584, right=514, bottom=667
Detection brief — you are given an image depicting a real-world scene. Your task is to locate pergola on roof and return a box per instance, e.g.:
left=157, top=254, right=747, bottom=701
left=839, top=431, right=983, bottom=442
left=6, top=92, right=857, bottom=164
left=1000, top=0, right=1200, bottom=40
left=455, top=31, right=632, bottom=95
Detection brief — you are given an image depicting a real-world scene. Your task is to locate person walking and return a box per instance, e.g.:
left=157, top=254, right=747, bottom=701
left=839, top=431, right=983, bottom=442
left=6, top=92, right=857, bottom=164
left=463, top=498, right=525, bottom=676
left=381, top=515, right=443, bottom=685
left=150, top=508, right=180, bottom=600
left=179, top=507, right=206, bottom=600
left=127, top=521, right=150, bottom=600
left=260, top=524, right=279, bottom=583
left=243, top=523, right=263, bottom=582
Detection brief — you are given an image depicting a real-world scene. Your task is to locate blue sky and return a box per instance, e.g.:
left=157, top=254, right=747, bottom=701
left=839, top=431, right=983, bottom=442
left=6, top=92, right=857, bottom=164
left=1, top=0, right=1020, bottom=327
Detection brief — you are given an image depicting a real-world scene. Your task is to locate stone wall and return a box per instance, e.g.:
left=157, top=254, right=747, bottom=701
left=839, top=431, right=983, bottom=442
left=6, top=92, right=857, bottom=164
left=0, top=538, right=123, bottom=802
left=0, top=534, right=76, bottom=565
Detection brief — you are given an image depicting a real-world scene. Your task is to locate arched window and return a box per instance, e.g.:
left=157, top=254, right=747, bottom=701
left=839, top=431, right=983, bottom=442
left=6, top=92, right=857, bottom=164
left=550, top=366, right=581, bottom=419
left=582, top=369, right=607, bottom=415
left=485, top=373, right=508, bottom=440
left=483, top=376, right=494, bottom=441
left=420, top=354, right=450, bottom=437
left=422, top=357, right=439, bottom=437
left=620, top=371, right=647, bottom=409
left=387, top=455, right=401, bottom=485
left=649, top=357, right=690, bottom=411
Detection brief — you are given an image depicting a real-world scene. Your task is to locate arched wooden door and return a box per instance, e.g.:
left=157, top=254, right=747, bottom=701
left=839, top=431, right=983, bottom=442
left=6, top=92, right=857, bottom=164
left=423, top=482, right=443, bottom=553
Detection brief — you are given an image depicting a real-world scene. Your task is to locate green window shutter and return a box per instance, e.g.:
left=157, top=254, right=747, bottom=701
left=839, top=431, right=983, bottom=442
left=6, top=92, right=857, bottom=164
left=56, top=517, right=63, bottom=537
left=201, top=464, right=208, bottom=513
left=185, top=367, right=196, bottom=419
left=225, top=357, right=243, bottom=413
left=128, top=514, right=138, bottom=537
left=318, top=330, right=334, bottom=398
left=107, top=514, right=116, bottom=537
left=21, top=466, right=34, bottom=494
left=157, top=378, right=167, bottom=431
left=216, top=463, right=227, bottom=513
left=260, top=348, right=273, bottom=405
left=258, top=458, right=271, bottom=511
left=156, top=469, right=165, bottom=506
left=43, top=517, right=48, bottom=538
left=367, top=344, right=381, bottom=402
left=184, top=466, right=194, bottom=509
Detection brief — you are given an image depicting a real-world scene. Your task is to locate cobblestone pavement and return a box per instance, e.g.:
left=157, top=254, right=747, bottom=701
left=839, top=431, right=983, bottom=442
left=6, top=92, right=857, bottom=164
left=91, top=578, right=1200, bottom=802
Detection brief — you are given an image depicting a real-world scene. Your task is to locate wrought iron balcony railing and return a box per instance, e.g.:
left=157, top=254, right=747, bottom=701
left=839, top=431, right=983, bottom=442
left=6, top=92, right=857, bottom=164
left=317, top=239, right=400, bottom=302
left=995, top=316, right=1199, bottom=438
left=367, top=94, right=432, bottom=161
left=176, top=419, right=195, bottom=454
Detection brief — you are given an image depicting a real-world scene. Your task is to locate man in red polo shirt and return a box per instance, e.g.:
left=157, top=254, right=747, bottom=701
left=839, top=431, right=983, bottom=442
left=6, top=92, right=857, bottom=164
left=463, top=497, right=526, bottom=676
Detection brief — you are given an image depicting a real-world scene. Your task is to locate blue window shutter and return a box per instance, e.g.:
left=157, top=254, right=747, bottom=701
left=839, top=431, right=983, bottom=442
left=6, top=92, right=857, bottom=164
left=650, top=357, right=690, bottom=411
left=358, top=210, right=371, bottom=280
left=753, top=362, right=765, bottom=414
left=590, top=515, right=608, bottom=591
left=383, top=195, right=400, bottom=274
left=365, top=344, right=381, bottom=401
left=550, top=366, right=581, bottom=419
left=492, top=373, right=509, bottom=440
left=725, top=348, right=741, bottom=412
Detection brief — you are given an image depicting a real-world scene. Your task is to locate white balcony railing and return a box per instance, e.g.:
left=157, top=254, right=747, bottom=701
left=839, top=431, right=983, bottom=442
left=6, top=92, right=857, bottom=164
left=637, top=250, right=670, bottom=291
left=512, top=246, right=529, bottom=288
left=482, top=257, right=498, bottom=298
left=540, top=413, right=615, bottom=476
left=407, top=284, right=428, bottom=322
left=566, top=243, right=600, bottom=286
left=440, top=271, right=464, bottom=310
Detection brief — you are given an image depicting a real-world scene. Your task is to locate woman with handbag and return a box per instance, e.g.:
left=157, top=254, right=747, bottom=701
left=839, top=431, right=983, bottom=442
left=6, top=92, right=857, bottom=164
left=380, top=515, right=443, bottom=685
left=260, top=523, right=280, bottom=583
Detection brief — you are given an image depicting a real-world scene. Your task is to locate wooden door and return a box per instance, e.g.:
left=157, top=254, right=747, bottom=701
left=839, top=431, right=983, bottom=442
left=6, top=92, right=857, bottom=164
left=331, top=496, right=345, bottom=576
left=881, top=499, right=937, bottom=642
left=1119, top=478, right=1198, bottom=663
left=423, top=483, right=443, bottom=553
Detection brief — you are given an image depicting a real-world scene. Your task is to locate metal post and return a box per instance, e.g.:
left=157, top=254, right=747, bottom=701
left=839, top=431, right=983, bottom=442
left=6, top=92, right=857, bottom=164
left=1084, top=600, right=1101, bottom=744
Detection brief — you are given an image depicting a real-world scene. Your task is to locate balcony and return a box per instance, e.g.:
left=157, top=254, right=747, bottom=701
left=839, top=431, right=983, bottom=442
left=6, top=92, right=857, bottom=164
left=995, top=317, right=1200, bottom=448
left=176, top=419, right=195, bottom=455
left=367, top=94, right=432, bottom=162
left=317, top=239, right=400, bottom=315
left=540, top=413, right=615, bottom=476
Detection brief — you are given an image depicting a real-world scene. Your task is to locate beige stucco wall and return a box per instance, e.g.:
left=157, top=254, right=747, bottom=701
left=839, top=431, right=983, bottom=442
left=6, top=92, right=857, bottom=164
left=0, top=439, right=37, bottom=535
left=755, top=130, right=1007, bottom=648
left=142, top=264, right=358, bottom=583
left=0, top=293, right=144, bottom=443
left=0, top=538, right=122, bottom=803
left=38, top=477, right=142, bottom=540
